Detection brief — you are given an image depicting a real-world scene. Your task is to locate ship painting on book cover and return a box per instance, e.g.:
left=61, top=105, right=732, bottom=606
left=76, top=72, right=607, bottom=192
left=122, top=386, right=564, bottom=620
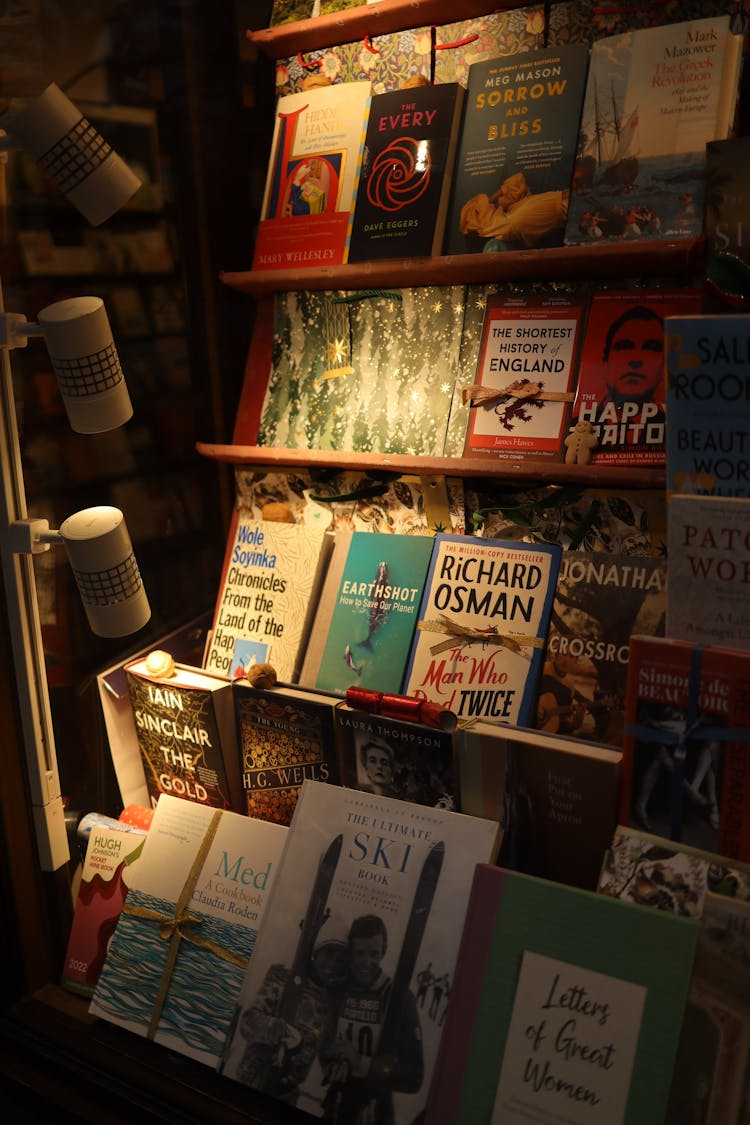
left=402, top=534, right=561, bottom=725
left=443, top=44, right=589, bottom=256
left=220, top=780, right=500, bottom=1124
left=463, top=292, right=584, bottom=462
left=568, top=287, right=702, bottom=467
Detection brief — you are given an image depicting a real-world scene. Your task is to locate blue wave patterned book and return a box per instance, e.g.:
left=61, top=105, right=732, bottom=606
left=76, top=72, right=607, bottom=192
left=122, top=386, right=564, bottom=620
left=89, top=795, right=287, bottom=1066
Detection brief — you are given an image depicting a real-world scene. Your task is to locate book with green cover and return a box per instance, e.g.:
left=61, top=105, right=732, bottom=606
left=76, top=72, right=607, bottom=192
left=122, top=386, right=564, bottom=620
left=426, top=865, right=699, bottom=1125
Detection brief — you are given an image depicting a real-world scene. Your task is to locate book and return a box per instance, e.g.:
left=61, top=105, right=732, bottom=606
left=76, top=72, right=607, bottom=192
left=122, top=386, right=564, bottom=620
left=425, top=864, right=699, bottom=1125
left=269, top=0, right=315, bottom=23
left=539, top=550, right=667, bottom=747
left=333, top=703, right=457, bottom=810
left=203, top=515, right=333, bottom=683
left=665, top=314, right=750, bottom=497
left=462, top=291, right=585, bottom=462
left=443, top=44, right=590, bottom=256
left=233, top=680, right=339, bottom=825
left=704, top=135, right=750, bottom=308
left=89, top=795, right=288, bottom=1067
left=125, top=658, right=242, bottom=814
left=402, top=534, right=562, bottom=725
left=310, top=530, right=435, bottom=696
left=347, top=83, right=463, bottom=262
left=565, top=15, right=743, bottom=246
left=220, top=779, right=500, bottom=1123
left=252, top=81, right=371, bottom=271
left=667, top=494, right=750, bottom=650
left=568, top=287, right=703, bottom=467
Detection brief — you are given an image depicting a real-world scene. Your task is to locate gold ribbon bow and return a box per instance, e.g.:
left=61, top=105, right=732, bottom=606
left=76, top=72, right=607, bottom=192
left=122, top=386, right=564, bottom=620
left=462, top=381, right=574, bottom=409
left=417, top=615, right=544, bottom=658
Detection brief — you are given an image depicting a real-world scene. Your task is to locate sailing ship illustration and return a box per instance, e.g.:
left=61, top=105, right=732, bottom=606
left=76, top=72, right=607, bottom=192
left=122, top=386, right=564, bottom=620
left=574, top=75, right=640, bottom=193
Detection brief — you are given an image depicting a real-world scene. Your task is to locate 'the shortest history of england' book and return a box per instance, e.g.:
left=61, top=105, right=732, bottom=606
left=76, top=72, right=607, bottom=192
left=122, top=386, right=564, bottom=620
left=90, top=795, right=288, bottom=1067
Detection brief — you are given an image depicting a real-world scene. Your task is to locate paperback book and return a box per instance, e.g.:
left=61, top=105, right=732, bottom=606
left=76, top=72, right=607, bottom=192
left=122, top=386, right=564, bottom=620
left=90, top=795, right=288, bottom=1067
left=704, top=135, right=750, bottom=306
left=220, top=779, right=500, bottom=1124
left=402, top=534, right=562, bottom=725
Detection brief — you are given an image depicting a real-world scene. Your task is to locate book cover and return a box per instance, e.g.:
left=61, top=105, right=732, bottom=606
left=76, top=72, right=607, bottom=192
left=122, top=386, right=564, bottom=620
left=565, top=15, right=742, bottom=246
left=665, top=314, right=750, bottom=497
left=443, top=44, right=590, bottom=256
left=334, top=703, right=457, bottom=810
left=667, top=494, right=750, bottom=650
left=462, top=291, right=585, bottom=462
left=252, top=81, right=371, bottom=271
left=568, top=288, right=703, bottom=467
left=425, top=864, right=699, bottom=1125
left=233, top=680, right=339, bottom=825
left=89, top=795, right=288, bottom=1067
left=220, top=779, right=500, bottom=1123
left=704, top=135, right=750, bottom=307
left=402, top=534, right=562, bottom=725
left=125, top=659, right=242, bottom=814
left=312, top=531, right=435, bottom=697
left=539, top=550, right=666, bottom=748
left=203, top=515, right=333, bottom=683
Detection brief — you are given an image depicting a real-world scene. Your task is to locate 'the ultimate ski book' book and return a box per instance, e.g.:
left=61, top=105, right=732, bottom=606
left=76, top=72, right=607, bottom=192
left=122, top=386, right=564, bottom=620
left=347, top=83, right=464, bottom=262
left=402, top=534, right=561, bottom=725
left=220, top=779, right=500, bottom=1124
left=565, top=15, right=743, bottom=246
left=665, top=314, right=750, bottom=497
left=443, top=44, right=589, bottom=255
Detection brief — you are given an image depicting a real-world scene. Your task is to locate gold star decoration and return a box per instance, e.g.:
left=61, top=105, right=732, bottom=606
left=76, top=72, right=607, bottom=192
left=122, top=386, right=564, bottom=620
left=326, top=337, right=348, bottom=365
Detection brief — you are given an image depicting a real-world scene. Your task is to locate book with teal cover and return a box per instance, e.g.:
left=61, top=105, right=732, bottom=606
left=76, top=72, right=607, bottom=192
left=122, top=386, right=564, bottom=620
left=314, top=531, right=435, bottom=695
left=426, top=865, right=698, bottom=1125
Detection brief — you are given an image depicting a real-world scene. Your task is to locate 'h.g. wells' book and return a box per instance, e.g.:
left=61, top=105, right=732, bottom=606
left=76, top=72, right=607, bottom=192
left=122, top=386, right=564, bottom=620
left=220, top=779, right=500, bottom=1123
left=665, top=314, right=750, bottom=497
left=443, top=44, right=589, bottom=256
left=425, top=864, right=699, bottom=1125
left=402, top=534, right=561, bottom=725
left=90, top=795, right=288, bottom=1067
left=347, top=83, right=464, bottom=262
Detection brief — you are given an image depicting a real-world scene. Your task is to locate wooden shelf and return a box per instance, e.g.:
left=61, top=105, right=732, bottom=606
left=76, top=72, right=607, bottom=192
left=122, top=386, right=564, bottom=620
left=220, top=238, right=705, bottom=297
left=196, top=442, right=665, bottom=488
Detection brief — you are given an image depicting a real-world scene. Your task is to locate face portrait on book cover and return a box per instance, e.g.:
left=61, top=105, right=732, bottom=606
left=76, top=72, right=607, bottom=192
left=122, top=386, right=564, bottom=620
left=602, top=304, right=664, bottom=406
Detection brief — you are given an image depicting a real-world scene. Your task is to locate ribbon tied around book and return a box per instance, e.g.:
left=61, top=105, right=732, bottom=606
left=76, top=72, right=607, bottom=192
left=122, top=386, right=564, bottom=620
left=463, top=380, right=574, bottom=410
left=416, top=614, right=544, bottom=658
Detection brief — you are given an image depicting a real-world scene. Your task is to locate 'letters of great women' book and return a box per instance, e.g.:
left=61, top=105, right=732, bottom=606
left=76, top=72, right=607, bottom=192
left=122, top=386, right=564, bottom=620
left=443, top=44, right=589, bottom=255
left=402, top=534, right=561, bottom=725
left=665, top=314, right=750, bottom=497
left=90, top=795, right=288, bottom=1067
left=565, top=15, right=743, bottom=246
left=425, top=865, right=698, bottom=1125
left=220, top=779, right=500, bottom=1124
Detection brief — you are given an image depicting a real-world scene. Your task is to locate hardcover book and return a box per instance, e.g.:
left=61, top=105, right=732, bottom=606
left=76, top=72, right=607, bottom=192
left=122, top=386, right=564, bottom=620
left=568, top=288, right=703, bottom=467
left=402, top=534, right=562, bottom=725
left=125, top=658, right=242, bottom=814
left=462, top=291, right=585, bottom=462
left=220, top=779, right=500, bottom=1123
left=704, top=135, right=750, bottom=306
left=233, top=680, right=339, bottom=826
left=565, top=15, right=743, bottom=246
left=443, top=44, right=590, bottom=256
left=252, top=81, right=371, bottom=271
left=425, top=864, right=699, bottom=1125
left=90, top=795, right=288, bottom=1067
left=665, top=314, right=750, bottom=497
left=203, top=515, right=333, bottom=683
left=347, top=83, right=464, bottom=263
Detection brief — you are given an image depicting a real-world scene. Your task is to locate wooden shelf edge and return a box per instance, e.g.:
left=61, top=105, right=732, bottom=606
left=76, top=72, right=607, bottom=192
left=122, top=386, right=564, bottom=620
left=219, top=238, right=705, bottom=296
left=196, top=442, right=665, bottom=488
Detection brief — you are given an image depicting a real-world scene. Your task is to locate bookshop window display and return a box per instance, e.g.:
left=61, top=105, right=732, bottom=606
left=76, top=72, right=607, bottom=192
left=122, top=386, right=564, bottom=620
left=2, top=2, right=750, bottom=1124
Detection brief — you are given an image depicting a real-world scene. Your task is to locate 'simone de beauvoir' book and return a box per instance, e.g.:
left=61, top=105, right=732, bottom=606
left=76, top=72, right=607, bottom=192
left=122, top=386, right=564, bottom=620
left=252, top=81, right=371, bottom=271
left=565, top=15, right=743, bottom=246
left=220, top=779, right=500, bottom=1124
left=665, top=314, right=750, bottom=497
left=90, top=795, right=288, bottom=1067
left=125, top=659, right=242, bottom=813
left=233, top=680, right=339, bottom=826
left=443, top=44, right=590, bottom=256
left=425, top=865, right=698, bottom=1125
left=347, top=83, right=464, bottom=262
left=568, top=287, right=702, bottom=467
left=402, top=534, right=561, bottom=725
left=463, top=292, right=584, bottom=462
